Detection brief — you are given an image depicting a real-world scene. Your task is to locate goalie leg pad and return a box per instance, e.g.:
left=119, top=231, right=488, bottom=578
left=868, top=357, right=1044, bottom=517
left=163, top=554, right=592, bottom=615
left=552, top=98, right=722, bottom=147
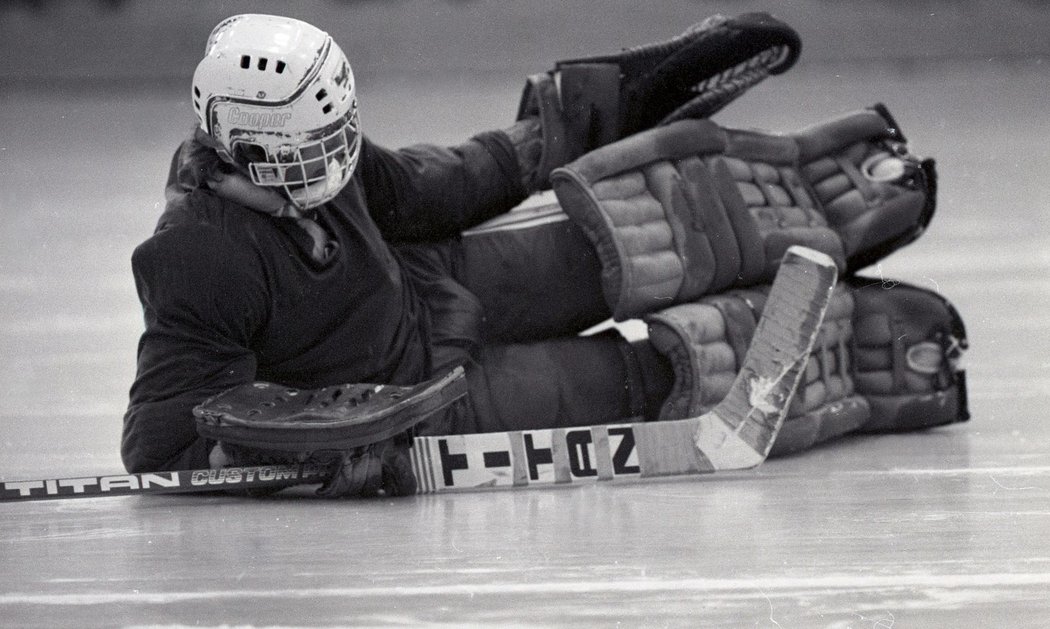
left=644, top=297, right=745, bottom=422
left=849, top=276, right=969, bottom=432
left=795, top=104, right=937, bottom=272
left=552, top=106, right=935, bottom=321
left=771, top=284, right=871, bottom=455
left=644, top=277, right=967, bottom=454
left=552, top=118, right=847, bottom=320
left=646, top=284, right=871, bottom=455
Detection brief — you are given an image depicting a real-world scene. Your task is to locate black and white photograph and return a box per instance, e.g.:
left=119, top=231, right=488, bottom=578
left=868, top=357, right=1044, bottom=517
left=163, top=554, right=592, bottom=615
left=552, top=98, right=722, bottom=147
left=1, top=0, right=1048, bottom=625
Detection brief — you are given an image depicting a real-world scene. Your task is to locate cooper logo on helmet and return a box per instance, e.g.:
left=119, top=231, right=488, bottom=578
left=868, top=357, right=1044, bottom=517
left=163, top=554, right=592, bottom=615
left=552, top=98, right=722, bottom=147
left=227, top=107, right=293, bottom=129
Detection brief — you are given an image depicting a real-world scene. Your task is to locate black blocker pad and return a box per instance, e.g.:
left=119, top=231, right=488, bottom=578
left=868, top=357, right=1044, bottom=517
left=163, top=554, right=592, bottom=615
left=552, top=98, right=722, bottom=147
left=194, top=368, right=467, bottom=452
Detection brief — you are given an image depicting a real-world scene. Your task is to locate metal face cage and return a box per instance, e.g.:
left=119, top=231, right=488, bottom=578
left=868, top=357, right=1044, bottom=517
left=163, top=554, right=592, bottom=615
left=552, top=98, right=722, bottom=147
left=235, top=104, right=361, bottom=209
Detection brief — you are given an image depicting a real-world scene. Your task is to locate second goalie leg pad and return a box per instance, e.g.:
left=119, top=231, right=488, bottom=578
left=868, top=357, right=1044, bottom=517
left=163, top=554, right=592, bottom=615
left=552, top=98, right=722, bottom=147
left=771, top=285, right=871, bottom=456
left=848, top=276, right=970, bottom=432
left=643, top=277, right=969, bottom=454
left=643, top=293, right=755, bottom=422
left=645, top=284, right=871, bottom=456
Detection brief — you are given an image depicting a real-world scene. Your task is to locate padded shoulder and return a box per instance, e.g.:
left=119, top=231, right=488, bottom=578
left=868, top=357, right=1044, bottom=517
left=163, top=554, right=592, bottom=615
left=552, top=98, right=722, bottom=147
left=131, top=221, right=268, bottom=341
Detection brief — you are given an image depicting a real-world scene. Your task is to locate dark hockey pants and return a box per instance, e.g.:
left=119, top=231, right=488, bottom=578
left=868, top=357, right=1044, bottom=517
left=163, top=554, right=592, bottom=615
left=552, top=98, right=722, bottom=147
left=396, top=203, right=674, bottom=435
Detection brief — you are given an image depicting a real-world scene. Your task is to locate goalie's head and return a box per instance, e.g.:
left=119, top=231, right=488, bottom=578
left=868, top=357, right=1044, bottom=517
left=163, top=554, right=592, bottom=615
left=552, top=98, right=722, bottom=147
left=192, top=14, right=361, bottom=210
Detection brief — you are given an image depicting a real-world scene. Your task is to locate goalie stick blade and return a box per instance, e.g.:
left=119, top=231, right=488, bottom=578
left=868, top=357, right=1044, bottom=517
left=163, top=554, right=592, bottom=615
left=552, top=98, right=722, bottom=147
left=194, top=367, right=468, bottom=452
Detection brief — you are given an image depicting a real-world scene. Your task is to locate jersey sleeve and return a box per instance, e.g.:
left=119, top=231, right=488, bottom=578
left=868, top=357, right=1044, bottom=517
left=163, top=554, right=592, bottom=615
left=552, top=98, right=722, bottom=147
left=122, top=222, right=268, bottom=473
left=357, top=130, right=528, bottom=242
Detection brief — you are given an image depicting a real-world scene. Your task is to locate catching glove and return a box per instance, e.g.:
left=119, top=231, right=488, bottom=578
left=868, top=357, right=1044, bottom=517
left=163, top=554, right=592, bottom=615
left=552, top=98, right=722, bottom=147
left=518, top=12, right=801, bottom=189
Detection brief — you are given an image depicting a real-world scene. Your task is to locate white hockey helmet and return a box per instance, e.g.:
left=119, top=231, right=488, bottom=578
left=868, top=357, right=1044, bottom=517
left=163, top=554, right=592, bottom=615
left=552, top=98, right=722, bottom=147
left=192, top=14, right=361, bottom=209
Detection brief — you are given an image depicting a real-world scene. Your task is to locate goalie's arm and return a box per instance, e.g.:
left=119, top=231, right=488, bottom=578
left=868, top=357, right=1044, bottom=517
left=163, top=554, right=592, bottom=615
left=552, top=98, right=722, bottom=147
left=357, top=131, right=529, bottom=242
left=123, top=224, right=264, bottom=473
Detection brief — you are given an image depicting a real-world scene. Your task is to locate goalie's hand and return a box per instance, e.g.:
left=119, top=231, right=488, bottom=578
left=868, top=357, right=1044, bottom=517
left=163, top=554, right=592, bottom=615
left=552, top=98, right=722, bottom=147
left=316, top=434, right=417, bottom=498
left=208, top=437, right=417, bottom=498
left=209, top=443, right=232, bottom=469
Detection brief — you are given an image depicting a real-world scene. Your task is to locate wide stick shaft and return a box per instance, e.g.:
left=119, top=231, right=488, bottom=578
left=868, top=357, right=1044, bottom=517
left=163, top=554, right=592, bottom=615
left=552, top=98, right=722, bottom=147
left=0, top=418, right=693, bottom=501
left=0, top=465, right=329, bottom=502
left=411, top=417, right=718, bottom=493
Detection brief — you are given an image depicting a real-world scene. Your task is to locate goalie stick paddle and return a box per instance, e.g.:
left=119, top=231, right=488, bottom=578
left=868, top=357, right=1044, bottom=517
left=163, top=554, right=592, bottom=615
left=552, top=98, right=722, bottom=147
left=0, top=246, right=835, bottom=502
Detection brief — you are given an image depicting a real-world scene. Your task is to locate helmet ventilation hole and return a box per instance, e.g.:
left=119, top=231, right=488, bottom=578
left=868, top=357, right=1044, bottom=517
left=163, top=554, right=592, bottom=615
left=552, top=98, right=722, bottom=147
left=316, top=89, right=333, bottom=115
left=239, top=55, right=286, bottom=73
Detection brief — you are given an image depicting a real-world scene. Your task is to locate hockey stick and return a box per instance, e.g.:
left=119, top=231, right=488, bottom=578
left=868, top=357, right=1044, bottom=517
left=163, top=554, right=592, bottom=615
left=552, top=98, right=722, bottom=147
left=0, top=246, right=835, bottom=502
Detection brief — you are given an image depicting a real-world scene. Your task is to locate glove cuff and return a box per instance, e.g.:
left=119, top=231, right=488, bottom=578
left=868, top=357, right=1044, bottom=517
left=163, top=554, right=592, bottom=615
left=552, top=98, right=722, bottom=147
left=502, top=116, right=545, bottom=193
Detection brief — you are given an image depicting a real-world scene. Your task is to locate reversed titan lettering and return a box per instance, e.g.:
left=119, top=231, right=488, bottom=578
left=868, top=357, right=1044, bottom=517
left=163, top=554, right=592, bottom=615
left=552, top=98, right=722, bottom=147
left=417, top=424, right=643, bottom=492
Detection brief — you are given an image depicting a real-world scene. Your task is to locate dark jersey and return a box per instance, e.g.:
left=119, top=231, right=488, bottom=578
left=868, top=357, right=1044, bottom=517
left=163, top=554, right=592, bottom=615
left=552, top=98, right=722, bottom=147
left=122, top=131, right=525, bottom=473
